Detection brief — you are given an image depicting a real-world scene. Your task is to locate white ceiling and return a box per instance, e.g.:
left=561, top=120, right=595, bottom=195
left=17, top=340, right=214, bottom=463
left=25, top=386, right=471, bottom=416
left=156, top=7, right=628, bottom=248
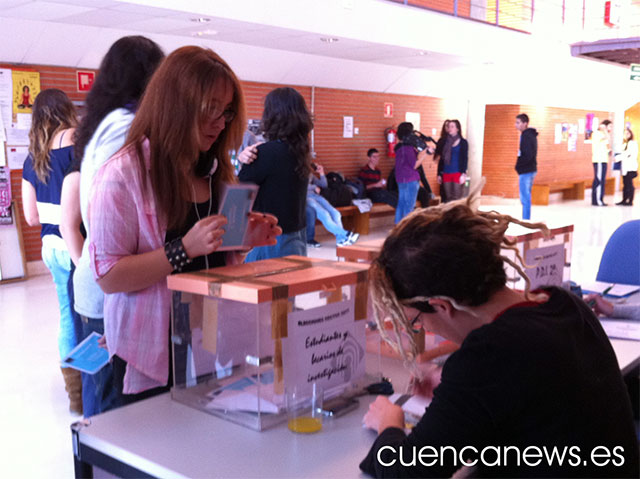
left=0, top=0, right=481, bottom=71
left=0, top=0, right=633, bottom=110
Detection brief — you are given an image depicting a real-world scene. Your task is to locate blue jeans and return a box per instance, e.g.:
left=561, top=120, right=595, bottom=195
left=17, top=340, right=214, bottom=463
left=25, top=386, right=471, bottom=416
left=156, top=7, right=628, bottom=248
left=518, top=172, right=536, bottom=220
left=396, top=181, right=419, bottom=224
left=80, top=315, right=121, bottom=417
left=307, top=194, right=349, bottom=243
left=41, top=242, right=76, bottom=361
left=306, top=205, right=316, bottom=242
left=245, top=228, right=307, bottom=262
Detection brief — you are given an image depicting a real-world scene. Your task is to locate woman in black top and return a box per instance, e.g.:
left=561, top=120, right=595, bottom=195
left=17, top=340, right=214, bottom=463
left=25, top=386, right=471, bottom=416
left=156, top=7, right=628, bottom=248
left=239, top=87, right=312, bottom=261
left=361, top=197, right=639, bottom=478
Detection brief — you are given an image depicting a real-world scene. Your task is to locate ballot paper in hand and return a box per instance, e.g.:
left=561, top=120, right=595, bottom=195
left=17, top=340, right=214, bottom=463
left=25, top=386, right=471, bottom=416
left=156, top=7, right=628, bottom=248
left=61, top=332, right=110, bottom=374
left=217, top=183, right=258, bottom=251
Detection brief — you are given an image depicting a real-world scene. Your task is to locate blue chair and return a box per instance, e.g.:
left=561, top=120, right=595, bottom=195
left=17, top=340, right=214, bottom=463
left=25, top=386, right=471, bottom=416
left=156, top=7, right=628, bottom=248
left=596, top=220, right=640, bottom=286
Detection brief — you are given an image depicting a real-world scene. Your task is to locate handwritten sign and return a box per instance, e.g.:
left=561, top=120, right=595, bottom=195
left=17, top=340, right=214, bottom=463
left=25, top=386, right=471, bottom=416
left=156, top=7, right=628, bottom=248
left=525, top=243, right=565, bottom=289
left=282, top=299, right=365, bottom=396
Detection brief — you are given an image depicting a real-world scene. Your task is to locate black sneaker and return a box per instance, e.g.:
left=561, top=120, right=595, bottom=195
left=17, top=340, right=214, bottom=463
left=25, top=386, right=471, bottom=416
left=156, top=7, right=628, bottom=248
left=307, top=240, right=321, bottom=248
left=347, top=231, right=359, bottom=244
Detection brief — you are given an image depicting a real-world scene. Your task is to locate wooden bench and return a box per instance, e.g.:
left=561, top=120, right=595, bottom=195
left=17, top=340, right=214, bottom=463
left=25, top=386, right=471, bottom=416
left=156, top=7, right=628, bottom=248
left=531, top=177, right=616, bottom=205
left=531, top=180, right=586, bottom=205
left=335, top=198, right=440, bottom=235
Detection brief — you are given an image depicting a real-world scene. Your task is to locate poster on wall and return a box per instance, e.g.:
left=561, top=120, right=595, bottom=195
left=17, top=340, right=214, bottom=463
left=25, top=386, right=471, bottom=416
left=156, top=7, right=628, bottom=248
left=568, top=124, right=577, bottom=152
left=561, top=123, right=569, bottom=142
left=7, top=146, right=28, bottom=170
left=343, top=116, right=353, bottom=138
left=12, top=70, right=40, bottom=115
left=0, top=69, right=12, bottom=130
left=405, top=112, right=421, bottom=132
left=554, top=124, right=562, bottom=144
left=0, top=166, right=12, bottom=225
left=585, top=113, right=595, bottom=142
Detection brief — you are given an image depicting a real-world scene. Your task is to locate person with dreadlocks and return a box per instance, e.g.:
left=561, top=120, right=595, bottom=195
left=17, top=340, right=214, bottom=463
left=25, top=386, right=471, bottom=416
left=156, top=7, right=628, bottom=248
left=360, top=197, right=639, bottom=478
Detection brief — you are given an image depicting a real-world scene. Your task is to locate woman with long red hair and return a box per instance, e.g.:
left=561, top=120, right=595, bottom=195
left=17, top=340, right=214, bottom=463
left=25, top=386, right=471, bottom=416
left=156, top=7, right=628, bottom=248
left=89, top=46, right=280, bottom=404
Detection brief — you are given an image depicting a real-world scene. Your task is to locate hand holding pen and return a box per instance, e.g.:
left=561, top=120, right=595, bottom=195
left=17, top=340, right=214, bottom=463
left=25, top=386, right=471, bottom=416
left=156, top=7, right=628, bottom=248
left=585, top=286, right=615, bottom=317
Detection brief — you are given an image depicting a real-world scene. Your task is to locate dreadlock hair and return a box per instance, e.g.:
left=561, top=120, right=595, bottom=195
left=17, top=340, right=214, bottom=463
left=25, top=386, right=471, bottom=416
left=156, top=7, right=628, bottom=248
left=369, top=187, right=549, bottom=368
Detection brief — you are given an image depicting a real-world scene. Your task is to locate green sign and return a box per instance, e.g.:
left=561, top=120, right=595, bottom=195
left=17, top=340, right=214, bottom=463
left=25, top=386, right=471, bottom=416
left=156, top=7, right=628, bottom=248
left=632, top=64, right=640, bottom=81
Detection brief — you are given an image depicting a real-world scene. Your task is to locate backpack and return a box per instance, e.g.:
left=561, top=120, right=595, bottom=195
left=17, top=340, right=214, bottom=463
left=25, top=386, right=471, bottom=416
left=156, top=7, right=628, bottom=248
left=345, top=178, right=366, bottom=199
left=321, top=172, right=353, bottom=207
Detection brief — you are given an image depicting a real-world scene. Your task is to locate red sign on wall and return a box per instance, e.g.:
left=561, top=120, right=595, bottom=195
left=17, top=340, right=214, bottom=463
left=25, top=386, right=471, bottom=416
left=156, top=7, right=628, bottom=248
left=384, top=102, right=393, bottom=118
left=76, top=71, right=95, bottom=92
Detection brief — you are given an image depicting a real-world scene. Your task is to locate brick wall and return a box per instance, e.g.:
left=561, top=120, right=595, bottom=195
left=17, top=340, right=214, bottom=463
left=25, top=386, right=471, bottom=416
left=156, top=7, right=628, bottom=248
left=482, top=104, right=613, bottom=197
left=5, top=64, right=453, bottom=262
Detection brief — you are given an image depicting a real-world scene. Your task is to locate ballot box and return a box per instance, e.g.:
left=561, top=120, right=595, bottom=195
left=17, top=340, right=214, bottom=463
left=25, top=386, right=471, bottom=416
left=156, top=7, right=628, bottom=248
left=167, top=256, right=370, bottom=431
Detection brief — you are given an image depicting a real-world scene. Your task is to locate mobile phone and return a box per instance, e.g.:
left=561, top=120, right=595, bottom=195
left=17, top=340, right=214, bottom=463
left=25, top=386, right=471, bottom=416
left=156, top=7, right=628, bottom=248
left=321, top=397, right=359, bottom=417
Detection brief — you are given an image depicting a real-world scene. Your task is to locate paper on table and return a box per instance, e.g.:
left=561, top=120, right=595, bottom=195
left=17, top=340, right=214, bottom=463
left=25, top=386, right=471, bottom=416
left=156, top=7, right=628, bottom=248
left=599, top=319, right=640, bottom=341
left=582, top=282, right=640, bottom=298
left=205, top=373, right=282, bottom=413
left=389, top=392, right=431, bottom=420
left=61, top=332, right=110, bottom=374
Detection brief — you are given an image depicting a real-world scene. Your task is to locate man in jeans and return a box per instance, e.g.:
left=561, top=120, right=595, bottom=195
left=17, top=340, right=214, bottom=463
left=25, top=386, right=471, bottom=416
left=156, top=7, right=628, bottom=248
left=515, top=113, right=538, bottom=220
left=307, top=163, right=358, bottom=247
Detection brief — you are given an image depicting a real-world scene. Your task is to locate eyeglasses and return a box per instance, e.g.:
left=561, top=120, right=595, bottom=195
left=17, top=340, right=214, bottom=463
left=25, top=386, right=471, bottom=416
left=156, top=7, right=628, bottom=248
left=410, top=313, right=423, bottom=334
left=203, top=107, right=236, bottom=124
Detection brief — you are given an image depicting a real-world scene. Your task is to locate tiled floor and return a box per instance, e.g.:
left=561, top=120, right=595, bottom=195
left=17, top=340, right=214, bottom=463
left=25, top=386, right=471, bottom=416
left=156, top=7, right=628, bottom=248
left=1, top=192, right=637, bottom=478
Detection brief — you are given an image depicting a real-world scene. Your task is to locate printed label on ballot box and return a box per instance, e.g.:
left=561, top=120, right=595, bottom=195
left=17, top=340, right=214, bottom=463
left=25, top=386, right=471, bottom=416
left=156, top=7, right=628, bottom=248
left=282, top=299, right=366, bottom=396
left=524, top=243, right=564, bottom=290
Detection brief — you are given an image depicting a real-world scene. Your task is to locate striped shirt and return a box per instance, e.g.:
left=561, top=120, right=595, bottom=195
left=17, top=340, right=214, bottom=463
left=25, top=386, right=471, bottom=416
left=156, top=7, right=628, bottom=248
left=89, top=140, right=170, bottom=394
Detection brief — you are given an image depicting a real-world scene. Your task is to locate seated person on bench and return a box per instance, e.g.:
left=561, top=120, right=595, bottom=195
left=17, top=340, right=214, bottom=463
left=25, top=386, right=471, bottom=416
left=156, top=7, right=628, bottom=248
left=358, top=148, right=398, bottom=208
left=307, top=162, right=358, bottom=248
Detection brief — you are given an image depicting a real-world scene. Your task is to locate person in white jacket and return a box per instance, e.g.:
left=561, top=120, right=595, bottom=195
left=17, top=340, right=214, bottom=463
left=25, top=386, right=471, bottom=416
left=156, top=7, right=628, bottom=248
left=617, top=127, right=638, bottom=206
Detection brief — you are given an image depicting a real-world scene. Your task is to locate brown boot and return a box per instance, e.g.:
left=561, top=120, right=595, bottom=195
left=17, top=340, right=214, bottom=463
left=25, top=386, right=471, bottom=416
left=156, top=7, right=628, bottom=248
left=61, top=367, right=83, bottom=415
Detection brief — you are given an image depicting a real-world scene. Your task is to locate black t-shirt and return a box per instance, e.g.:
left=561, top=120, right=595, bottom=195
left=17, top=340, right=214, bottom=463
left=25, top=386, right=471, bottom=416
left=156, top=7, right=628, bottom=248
left=360, top=287, right=639, bottom=478
left=237, top=140, right=307, bottom=234
left=165, top=181, right=225, bottom=273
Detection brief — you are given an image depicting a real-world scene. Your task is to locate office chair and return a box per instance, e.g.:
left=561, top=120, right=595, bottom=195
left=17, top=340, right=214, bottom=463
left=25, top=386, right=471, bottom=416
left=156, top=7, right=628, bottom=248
left=596, top=220, right=640, bottom=286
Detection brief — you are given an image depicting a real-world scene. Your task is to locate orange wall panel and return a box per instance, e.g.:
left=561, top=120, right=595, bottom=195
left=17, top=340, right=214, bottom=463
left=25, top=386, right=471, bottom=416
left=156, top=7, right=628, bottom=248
left=482, top=104, right=612, bottom=198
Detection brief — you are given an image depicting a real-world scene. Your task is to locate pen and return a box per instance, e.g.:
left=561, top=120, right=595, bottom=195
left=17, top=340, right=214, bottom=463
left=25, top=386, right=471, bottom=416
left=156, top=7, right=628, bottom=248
left=587, top=284, right=614, bottom=307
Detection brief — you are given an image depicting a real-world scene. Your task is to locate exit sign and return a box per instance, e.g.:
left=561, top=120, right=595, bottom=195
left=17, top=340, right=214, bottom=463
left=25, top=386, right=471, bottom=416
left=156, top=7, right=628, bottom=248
left=631, top=64, right=640, bottom=81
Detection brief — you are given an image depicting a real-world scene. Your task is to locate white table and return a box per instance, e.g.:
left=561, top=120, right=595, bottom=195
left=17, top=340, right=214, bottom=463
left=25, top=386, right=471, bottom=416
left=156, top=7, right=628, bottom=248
left=610, top=339, right=640, bottom=375
left=72, top=392, right=377, bottom=479
left=71, top=340, right=639, bottom=479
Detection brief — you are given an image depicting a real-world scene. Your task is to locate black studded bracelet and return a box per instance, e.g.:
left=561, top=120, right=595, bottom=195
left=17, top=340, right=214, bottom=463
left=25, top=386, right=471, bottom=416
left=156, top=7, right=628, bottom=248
left=164, top=237, right=192, bottom=272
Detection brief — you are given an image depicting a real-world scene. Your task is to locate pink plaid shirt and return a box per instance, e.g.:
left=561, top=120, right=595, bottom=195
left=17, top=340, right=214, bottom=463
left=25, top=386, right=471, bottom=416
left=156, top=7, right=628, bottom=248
left=89, top=140, right=171, bottom=394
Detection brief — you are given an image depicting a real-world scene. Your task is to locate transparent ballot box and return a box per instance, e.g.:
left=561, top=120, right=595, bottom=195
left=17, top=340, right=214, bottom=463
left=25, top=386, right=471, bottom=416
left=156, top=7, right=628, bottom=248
left=166, top=256, right=370, bottom=431
left=502, top=223, right=574, bottom=291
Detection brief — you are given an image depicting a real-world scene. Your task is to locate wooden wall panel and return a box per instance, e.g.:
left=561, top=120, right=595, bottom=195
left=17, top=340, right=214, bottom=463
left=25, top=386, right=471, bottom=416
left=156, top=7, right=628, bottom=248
left=482, top=104, right=613, bottom=198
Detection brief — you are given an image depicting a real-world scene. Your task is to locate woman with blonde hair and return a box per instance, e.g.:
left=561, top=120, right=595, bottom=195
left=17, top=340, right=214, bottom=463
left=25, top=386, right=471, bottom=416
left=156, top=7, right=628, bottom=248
left=89, top=46, right=280, bottom=404
left=360, top=199, right=639, bottom=477
left=21, top=88, right=82, bottom=413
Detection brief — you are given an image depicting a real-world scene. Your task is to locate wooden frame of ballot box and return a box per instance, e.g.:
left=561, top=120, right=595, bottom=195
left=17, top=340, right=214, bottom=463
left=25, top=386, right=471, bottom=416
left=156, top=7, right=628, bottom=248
left=166, top=256, right=370, bottom=431
left=503, top=224, right=574, bottom=291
